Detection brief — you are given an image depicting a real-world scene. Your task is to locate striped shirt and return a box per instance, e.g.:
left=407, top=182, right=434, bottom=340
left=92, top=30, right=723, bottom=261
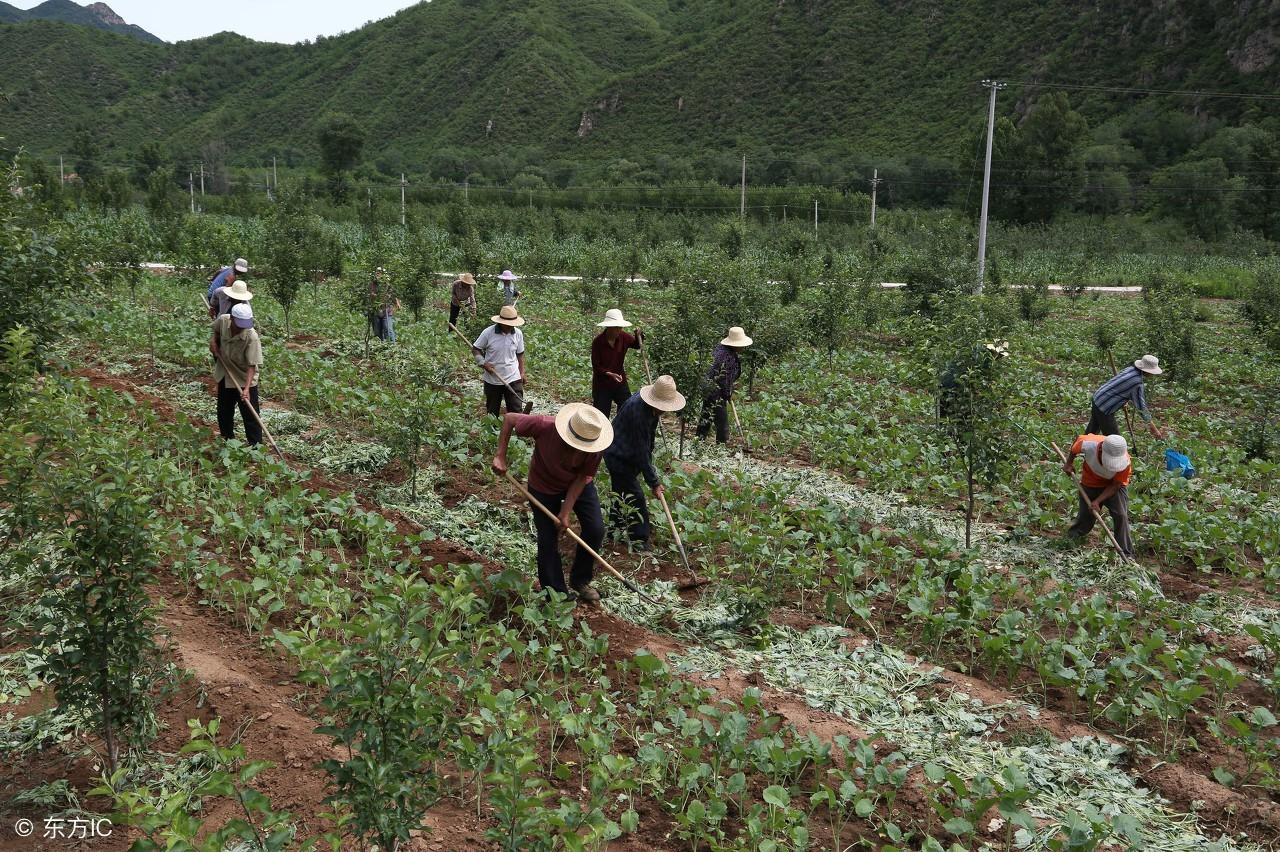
left=1092, top=366, right=1151, bottom=422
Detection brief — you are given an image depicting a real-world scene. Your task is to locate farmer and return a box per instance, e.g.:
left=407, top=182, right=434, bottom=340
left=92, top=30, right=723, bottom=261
left=211, top=278, right=254, bottom=318
left=492, top=403, right=614, bottom=602
left=206, top=257, right=250, bottom=318
left=591, top=308, right=643, bottom=417
left=472, top=305, right=526, bottom=417
left=1063, top=432, right=1134, bottom=558
left=449, top=272, right=477, bottom=327
left=1087, top=355, right=1164, bottom=439
left=498, top=269, right=520, bottom=306
left=209, top=303, right=264, bottom=447
left=938, top=340, right=1008, bottom=422
left=697, top=326, right=752, bottom=443
left=368, top=268, right=399, bottom=342
left=604, top=375, right=685, bottom=549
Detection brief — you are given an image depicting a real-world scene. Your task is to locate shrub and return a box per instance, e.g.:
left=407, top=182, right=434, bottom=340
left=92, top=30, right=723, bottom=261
left=1242, top=264, right=1280, bottom=352
left=1141, top=275, right=1199, bottom=382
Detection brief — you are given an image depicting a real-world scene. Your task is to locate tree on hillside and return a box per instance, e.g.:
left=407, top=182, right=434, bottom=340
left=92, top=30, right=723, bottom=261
left=988, top=93, right=1089, bottom=224
left=1151, top=158, right=1237, bottom=240
left=317, top=114, right=364, bottom=202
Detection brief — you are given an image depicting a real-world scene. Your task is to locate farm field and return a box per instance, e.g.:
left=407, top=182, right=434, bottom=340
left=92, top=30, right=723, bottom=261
left=4, top=206, right=1280, bottom=851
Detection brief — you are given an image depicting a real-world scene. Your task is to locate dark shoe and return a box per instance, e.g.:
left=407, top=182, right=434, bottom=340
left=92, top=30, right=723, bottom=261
left=571, top=582, right=601, bottom=603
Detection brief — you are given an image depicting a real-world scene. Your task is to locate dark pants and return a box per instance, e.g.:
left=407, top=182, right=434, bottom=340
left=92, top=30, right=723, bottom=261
left=529, top=484, right=604, bottom=594
left=484, top=379, right=524, bottom=416
left=217, top=379, right=262, bottom=446
left=605, top=457, right=650, bottom=544
left=592, top=384, right=631, bottom=418
left=1067, top=484, right=1133, bottom=557
left=449, top=303, right=463, bottom=326
left=697, top=394, right=729, bottom=443
left=1085, top=404, right=1120, bottom=436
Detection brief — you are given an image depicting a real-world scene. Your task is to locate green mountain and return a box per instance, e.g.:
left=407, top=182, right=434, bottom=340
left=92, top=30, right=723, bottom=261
left=0, top=0, right=160, bottom=43
left=1, top=0, right=1277, bottom=184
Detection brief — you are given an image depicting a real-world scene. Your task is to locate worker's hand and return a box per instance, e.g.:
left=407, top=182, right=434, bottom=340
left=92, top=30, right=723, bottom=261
left=556, top=510, right=572, bottom=531
left=1062, top=461, right=1074, bottom=476
left=653, top=483, right=664, bottom=499
left=491, top=454, right=508, bottom=475
left=607, top=372, right=624, bottom=383
left=1151, top=423, right=1165, bottom=440
left=239, top=387, right=250, bottom=404
left=1090, top=498, right=1104, bottom=513
left=482, top=363, right=496, bottom=374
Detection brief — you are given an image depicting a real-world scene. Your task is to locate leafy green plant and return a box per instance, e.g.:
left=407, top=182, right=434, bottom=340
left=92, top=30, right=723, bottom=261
left=1141, top=275, right=1199, bottom=382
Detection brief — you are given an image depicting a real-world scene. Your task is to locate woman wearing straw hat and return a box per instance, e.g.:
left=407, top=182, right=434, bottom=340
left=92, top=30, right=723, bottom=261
left=604, top=375, right=686, bottom=548
left=492, top=403, right=614, bottom=602
left=1062, top=432, right=1135, bottom=557
left=209, top=302, right=264, bottom=447
left=449, top=272, right=477, bottom=327
left=472, top=305, right=526, bottom=417
left=211, top=277, right=254, bottom=319
left=591, top=308, right=644, bottom=417
left=697, top=326, right=751, bottom=443
left=1087, top=354, right=1165, bottom=439
left=498, top=269, right=520, bottom=306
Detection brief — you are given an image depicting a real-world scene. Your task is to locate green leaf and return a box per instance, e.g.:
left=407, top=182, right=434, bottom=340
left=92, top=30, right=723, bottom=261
left=762, top=784, right=790, bottom=807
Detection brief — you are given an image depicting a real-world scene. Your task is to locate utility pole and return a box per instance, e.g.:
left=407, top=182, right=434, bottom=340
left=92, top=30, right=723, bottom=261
left=976, top=79, right=1006, bottom=293
left=739, top=154, right=746, bottom=218
left=400, top=173, right=407, bottom=226
left=59, top=155, right=64, bottom=185
left=869, top=168, right=881, bottom=228
left=813, top=200, right=818, bottom=234
left=189, top=172, right=195, bottom=213
left=199, top=162, right=205, bottom=196
left=266, top=170, right=271, bottom=200
left=272, top=156, right=278, bottom=189
left=783, top=204, right=787, bottom=223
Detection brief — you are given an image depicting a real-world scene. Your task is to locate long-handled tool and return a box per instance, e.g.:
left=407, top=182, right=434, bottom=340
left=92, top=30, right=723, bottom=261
left=449, top=322, right=533, bottom=414
left=504, top=471, right=659, bottom=604
left=729, top=399, right=751, bottom=453
left=657, top=488, right=708, bottom=590
left=1106, top=352, right=1138, bottom=456
left=201, top=295, right=284, bottom=460
left=1050, top=441, right=1134, bottom=563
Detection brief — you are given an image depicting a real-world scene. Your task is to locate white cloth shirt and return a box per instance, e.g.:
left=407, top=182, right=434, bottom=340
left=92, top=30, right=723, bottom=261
left=472, top=325, right=525, bottom=385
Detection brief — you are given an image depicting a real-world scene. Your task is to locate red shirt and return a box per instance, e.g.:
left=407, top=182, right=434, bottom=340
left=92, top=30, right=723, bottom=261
left=514, top=414, right=602, bottom=495
left=591, top=330, right=641, bottom=392
left=1072, top=434, right=1133, bottom=489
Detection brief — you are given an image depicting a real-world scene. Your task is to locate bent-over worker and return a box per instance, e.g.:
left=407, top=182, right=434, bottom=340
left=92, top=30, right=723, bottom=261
left=472, top=305, right=526, bottom=417
left=604, top=375, right=686, bottom=549
left=1063, top=433, right=1134, bottom=558
left=450, top=272, right=477, bottom=327
left=206, top=257, right=249, bottom=318
left=591, top=308, right=642, bottom=417
left=210, top=303, right=264, bottom=447
left=697, top=326, right=751, bottom=444
left=1088, top=355, right=1164, bottom=439
left=492, top=404, right=614, bottom=602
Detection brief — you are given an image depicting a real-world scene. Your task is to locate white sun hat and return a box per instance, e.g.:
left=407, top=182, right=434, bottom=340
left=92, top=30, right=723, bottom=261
left=226, top=280, right=254, bottom=301
left=230, top=303, right=254, bottom=329
left=1134, top=354, right=1163, bottom=375
left=233, top=258, right=249, bottom=274
left=498, top=270, right=518, bottom=281
left=1101, top=434, right=1130, bottom=473
left=640, top=375, right=686, bottom=412
left=720, top=326, right=753, bottom=347
left=597, top=308, right=633, bottom=328
left=491, top=305, right=525, bottom=327
left=554, top=403, right=614, bottom=453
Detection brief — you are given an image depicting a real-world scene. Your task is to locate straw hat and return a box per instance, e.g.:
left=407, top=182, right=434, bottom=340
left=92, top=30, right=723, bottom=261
left=554, top=403, right=614, bottom=453
left=233, top=258, right=248, bottom=274
left=640, top=375, right=686, bottom=412
left=498, top=270, right=518, bottom=282
left=226, top=280, right=254, bottom=301
left=491, top=305, right=525, bottom=327
left=596, top=308, right=633, bottom=329
left=1134, top=354, right=1163, bottom=375
left=458, top=273, right=476, bottom=286
left=1101, top=434, right=1130, bottom=473
left=720, top=326, right=752, bottom=347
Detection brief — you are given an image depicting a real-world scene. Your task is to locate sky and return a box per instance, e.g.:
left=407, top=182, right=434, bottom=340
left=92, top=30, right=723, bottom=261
left=9, top=0, right=421, bottom=43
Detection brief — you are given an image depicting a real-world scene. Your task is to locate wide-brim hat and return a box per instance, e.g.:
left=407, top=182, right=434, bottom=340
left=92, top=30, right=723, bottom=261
left=1134, top=354, right=1163, bottom=375
left=1101, top=434, right=1130, bottom=472
left=555, top=403, right=613, bottom=453
left=720, top=326, right=752, bottom=347
left=597, top=308, right=633, bottom=328
left=492, top=305, right=525, bottom=327
left=233, top=258, right=248, bottom=274
left=640, top=375, right=686, bottom=412
left=458, top=273, right=476, bottom=286
left=498, top=270, right=517, bottom=281
left=227, top=280, right=254, bottom=301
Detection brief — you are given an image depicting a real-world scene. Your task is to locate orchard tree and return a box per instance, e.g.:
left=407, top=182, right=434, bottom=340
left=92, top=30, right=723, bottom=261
left=317, top=113, right=364, bottom=202
left=266, top=190, right=316, bottom=336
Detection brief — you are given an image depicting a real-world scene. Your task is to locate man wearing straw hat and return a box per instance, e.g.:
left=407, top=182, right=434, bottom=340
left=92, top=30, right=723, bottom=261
left=449, top=272, right=477, bottom=327
left=498, top=269, right=520, bottom=306
left=492, top=404, right=614, bottom=602
left=604, top=375, right=685, bottom=549
left=206, top=257, right=249, bottom=317
left=209, top=303, right=264, bottom=447
left=1063, top=432, right=1134, bottom=557
left=472, top=305, right=526, bottom=417
left=1087, top=354, right=1165, bottom=439
left=697, top=326, right=752, bottom=443
left=591, top=308, right=643, bottom=417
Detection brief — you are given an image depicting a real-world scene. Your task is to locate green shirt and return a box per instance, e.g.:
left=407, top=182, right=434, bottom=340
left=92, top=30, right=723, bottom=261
left=212, top=315, right=263, bottom=388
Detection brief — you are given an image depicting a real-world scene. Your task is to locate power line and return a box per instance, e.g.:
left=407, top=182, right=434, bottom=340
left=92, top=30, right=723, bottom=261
left=1002, top=79, right=1280, bottom=102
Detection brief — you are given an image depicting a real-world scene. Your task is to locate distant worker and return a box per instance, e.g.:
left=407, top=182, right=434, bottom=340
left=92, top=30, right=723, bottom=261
left=604, top=375, right=685, bottom=549
left=591, top=308, right=643, bottom=417
left=368, top=267, right=400, bottom=342
left=209, top=303, right=264, bottom=447
left=206, top=257, right=250, bottom=317
left=498, top=269, right=520, bottom=306
left=449, top=272, right=477, bottom=327
left=1087, top=355, right=1164, bottom=439
left=1063, top=433, right=1134, bottom=558
left=472, top=305, right=526, bottom=417
left=697, top=326, right=751, bottom=443
left=492, top=403, right=614, bottom=602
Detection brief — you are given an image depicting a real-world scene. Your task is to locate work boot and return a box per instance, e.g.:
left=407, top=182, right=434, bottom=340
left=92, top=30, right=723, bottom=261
left=571, top=582, right=601, bottom=603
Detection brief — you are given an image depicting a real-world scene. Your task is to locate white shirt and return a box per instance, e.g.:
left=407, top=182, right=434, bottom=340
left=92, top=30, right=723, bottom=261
left=472, top=325, right=525, bottom=385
